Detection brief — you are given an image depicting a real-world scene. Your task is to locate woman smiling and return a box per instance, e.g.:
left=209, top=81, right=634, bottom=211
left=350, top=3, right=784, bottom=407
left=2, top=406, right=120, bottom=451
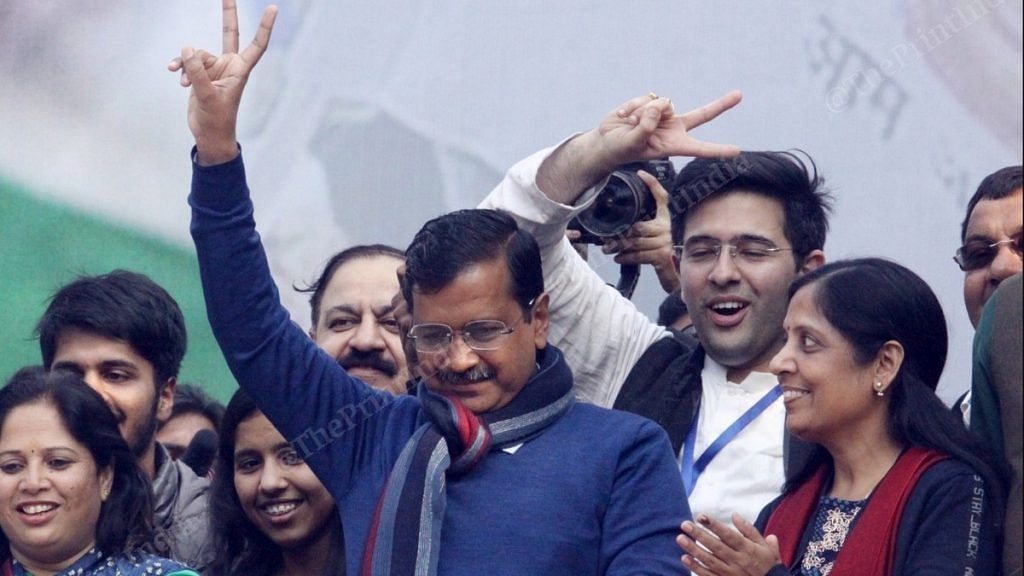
left=208, top=390, right=344, bottom=576
left=677, top=259, right=1007, bottom=576
left=0, top=367, right=197, bottom=576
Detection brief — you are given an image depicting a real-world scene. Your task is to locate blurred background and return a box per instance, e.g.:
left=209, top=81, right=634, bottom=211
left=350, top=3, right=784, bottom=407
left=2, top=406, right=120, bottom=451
left=1, top=0, right=1021, bottom=402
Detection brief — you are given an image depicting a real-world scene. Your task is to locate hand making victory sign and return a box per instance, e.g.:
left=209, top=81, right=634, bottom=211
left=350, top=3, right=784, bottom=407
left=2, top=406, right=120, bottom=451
left=597, top=91, right=744, bottom=166
left=168, top=0, right=278, bottom=166
left=537, top=91, right=743, bottom=205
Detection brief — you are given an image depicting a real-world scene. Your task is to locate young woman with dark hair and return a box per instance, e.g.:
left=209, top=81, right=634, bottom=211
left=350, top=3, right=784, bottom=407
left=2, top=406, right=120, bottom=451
left=208, top=389, right=344, bottom=576
left=0, top=367, right=196, bottom=575
left=677, top=258, right=1007, bottom=576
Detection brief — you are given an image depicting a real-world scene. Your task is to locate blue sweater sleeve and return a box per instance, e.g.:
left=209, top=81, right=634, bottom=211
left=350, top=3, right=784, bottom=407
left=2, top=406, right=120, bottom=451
left=894, top=460, right=1000, bottom=576
left=602, top=420, right=690, bottom=576
left=188, top=151, right=416, bottom=500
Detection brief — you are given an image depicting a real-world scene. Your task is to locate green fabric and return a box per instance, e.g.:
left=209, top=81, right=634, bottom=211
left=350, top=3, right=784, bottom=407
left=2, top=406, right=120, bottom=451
left=0, top=178, right=236, bottom=402
left=970, top=291, right=1003, bottom=457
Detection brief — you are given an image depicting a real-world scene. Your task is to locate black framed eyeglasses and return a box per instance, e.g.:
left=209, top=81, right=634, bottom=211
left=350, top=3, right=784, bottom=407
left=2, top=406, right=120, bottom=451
left=954, top=234, right=1023, bottom=271
left=406, top=300, right=535, bottom=353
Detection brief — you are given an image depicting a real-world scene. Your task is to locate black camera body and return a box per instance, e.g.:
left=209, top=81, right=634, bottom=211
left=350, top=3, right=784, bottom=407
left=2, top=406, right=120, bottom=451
left=568, top=159, right=676, bottom=244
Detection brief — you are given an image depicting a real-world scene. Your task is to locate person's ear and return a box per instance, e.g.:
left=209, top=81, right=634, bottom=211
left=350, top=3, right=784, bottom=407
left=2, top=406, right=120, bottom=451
left=531, top=293, right=551, bottom=349
left=872, top=340, right=905, bottom=395
left=156, top=377, right=177, bottom=423
left=99, top=465, right=114, bottom=503
left=800, top=249, right=825, bottom=274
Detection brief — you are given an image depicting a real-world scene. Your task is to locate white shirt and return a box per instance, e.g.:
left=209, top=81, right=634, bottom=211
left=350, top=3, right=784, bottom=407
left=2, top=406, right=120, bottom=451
left=686, top=361, right=787, bottom=525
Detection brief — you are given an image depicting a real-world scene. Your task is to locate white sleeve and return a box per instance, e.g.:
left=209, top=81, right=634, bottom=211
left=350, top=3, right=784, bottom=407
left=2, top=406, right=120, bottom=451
left=479, top=143, right=671, bottom=408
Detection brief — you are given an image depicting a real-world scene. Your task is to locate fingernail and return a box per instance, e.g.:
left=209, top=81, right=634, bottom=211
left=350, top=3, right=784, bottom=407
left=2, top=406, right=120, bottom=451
left=698, top=514, right=710, bottom=525
left=681, top=521, right=693, bottom=533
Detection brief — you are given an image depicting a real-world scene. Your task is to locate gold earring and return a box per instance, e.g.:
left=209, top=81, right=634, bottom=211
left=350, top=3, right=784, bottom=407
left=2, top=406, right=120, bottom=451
left=874, top=381, right=885, bottom=397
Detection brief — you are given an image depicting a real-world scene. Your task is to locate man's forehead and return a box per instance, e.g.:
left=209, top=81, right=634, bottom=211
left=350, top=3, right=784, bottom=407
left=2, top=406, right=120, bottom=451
left=52, top=329, right=151, bottom=373
left=683, top=190, right=787, bottom=240
left=965, top=190, right=1023, bottom=239
left=409, top=259, right=517, bottom=325
left=324, top=257, right=402, bottom=297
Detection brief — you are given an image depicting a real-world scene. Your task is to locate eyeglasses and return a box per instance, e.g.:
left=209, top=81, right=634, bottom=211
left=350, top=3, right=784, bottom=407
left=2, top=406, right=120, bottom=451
left=673, top=239, right=793, bottom=267
left=406, top=300, right=534, bottom=354
left=954, top=235, right=1023, bottom=271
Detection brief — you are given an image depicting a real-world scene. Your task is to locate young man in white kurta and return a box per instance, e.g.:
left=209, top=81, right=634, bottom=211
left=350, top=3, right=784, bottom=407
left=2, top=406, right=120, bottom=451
left=480, top=96, right=830, bottom=524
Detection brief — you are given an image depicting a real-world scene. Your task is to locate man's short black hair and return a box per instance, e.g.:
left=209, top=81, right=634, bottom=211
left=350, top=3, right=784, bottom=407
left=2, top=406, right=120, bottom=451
left=36, top=269, right=187, bottom=388
left=669, top=151, right=833, bottom=267
left=295, top=244, right=405, bottom=328
left=163, top=382, right=225, bottom=430
left=960, top=165, right=1023, bottom=241
left=402, top=209, right=542, bottom=317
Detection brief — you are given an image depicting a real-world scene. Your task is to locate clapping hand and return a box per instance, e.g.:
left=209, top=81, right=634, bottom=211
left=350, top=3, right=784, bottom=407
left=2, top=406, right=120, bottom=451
left=676, top=513, right=783, bottom=576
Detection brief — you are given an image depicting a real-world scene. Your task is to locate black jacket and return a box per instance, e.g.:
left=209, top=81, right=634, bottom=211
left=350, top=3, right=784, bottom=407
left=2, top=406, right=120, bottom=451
left=612, top=335, right=815, bottom=482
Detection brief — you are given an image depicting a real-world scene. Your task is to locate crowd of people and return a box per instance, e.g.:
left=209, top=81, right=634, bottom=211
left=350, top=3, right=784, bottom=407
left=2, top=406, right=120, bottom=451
left=1, top=1, right=1020, bottom=575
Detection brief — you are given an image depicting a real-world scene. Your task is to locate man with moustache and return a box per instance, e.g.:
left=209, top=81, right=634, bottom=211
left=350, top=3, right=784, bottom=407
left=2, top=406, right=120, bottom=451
left=35, top=270, right=213, bottom=569
left=297, top=244, right=410, bottom=394
left=481, top=94, right=832, bottom=525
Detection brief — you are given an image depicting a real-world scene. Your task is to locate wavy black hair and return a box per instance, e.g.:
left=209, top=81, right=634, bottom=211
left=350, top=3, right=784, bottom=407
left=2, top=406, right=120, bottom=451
left=36, top=269, right=187, bottom=388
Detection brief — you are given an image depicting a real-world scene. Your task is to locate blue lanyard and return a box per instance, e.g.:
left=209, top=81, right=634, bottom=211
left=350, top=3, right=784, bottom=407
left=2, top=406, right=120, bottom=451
left=680, top=384, right=783, bottom=495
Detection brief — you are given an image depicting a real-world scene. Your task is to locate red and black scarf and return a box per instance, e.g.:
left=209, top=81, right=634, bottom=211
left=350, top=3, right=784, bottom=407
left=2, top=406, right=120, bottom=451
left=361, top=347, right=575, bottom=576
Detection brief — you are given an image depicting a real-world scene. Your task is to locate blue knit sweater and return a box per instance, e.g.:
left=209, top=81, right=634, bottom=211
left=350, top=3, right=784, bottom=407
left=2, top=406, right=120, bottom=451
left=189, top=152, right=691, bottom=575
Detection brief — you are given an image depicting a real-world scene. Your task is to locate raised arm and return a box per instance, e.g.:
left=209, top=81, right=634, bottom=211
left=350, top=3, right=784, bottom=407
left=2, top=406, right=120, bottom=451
left=173, top=1, right=411, bottom=502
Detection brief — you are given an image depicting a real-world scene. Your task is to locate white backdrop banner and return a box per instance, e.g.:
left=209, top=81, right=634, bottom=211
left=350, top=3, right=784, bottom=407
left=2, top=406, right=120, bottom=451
left=1, top=0, right=1021, bottom=401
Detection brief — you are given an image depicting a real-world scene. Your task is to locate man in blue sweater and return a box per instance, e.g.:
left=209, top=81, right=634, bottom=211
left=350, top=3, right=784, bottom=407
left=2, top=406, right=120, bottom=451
left=171, top=2, right=744, bottom=574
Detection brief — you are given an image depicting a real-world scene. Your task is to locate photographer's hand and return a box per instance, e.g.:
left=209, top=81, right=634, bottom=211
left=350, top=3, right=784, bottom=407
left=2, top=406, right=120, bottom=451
left=537, top=92, right=742, bottom=205
left=168, top=0, right=278, bottom=166
left=601, top=170, right=679, bottom=293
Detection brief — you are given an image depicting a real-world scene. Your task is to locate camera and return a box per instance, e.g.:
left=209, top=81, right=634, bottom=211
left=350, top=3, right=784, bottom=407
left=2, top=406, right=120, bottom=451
left=567, top=159, right=676, bottom=300
left=568, top=159, right=676, bottom=244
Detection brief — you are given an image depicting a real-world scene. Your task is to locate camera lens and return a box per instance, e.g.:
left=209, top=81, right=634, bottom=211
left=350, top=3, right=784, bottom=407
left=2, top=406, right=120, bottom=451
left=574, top=171, right=645, bottom=237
